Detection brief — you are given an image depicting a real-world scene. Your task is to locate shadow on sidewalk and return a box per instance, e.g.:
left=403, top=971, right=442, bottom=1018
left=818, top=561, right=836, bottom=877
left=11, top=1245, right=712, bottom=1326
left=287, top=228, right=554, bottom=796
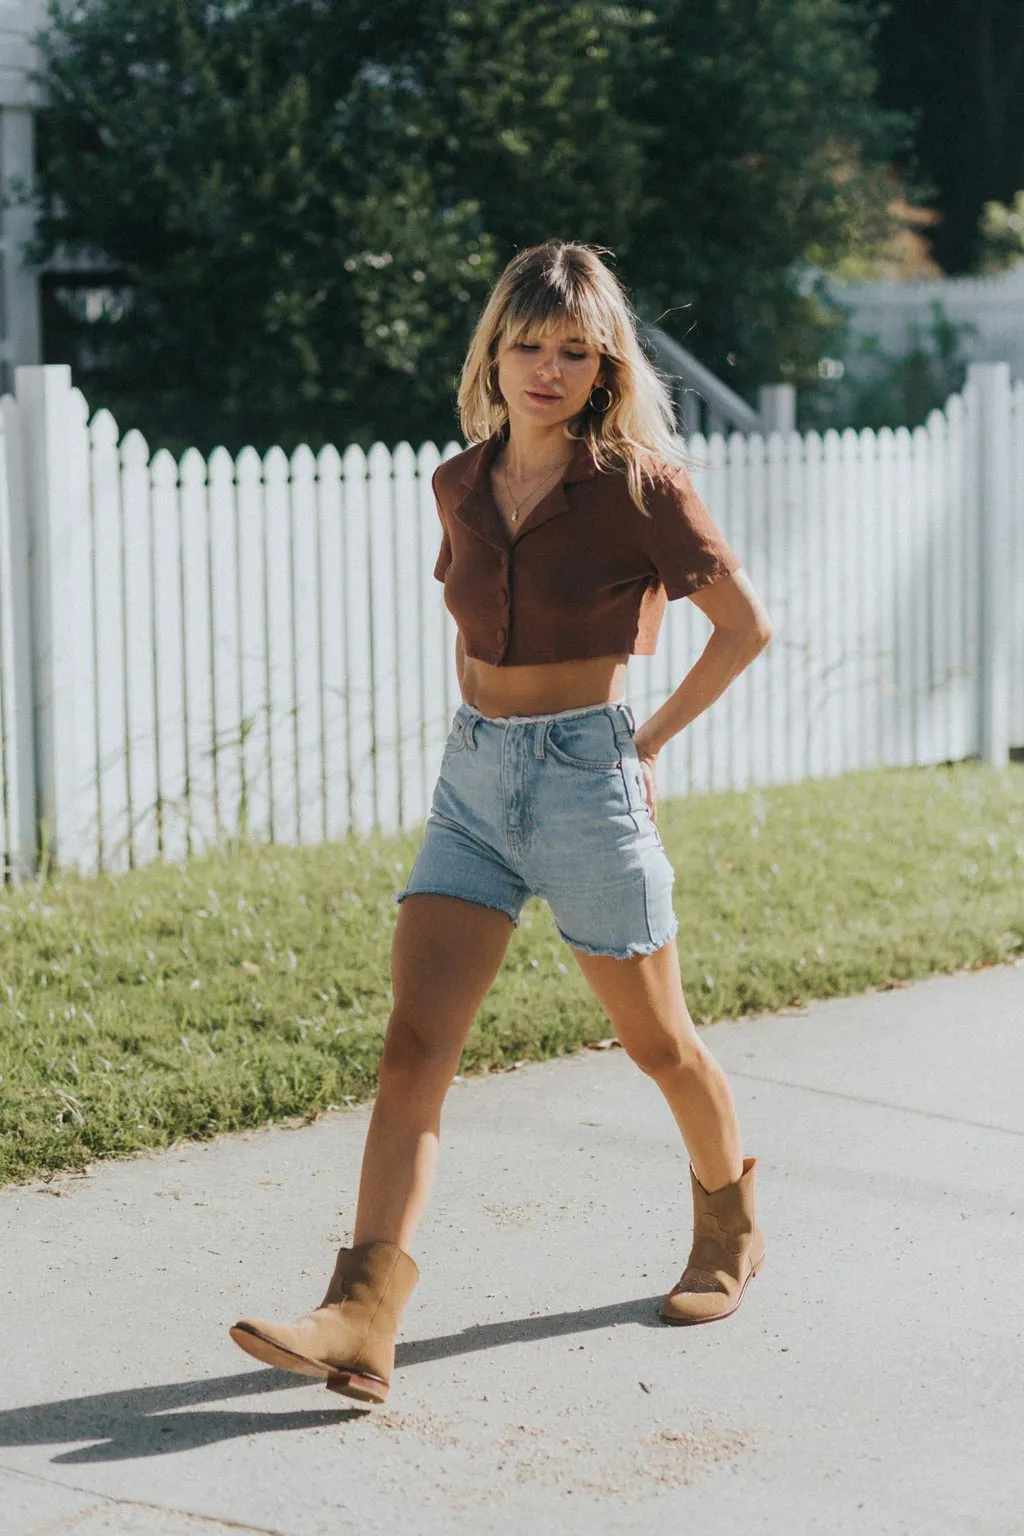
left=0, top=1293, right=665, bottom=1463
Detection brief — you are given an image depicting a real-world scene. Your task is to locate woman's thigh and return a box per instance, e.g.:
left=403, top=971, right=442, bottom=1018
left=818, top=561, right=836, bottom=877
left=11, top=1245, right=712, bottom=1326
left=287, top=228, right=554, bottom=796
left=387, top=893, right=515, bottom=1071
left=571, top=936, right=703, bottom=1077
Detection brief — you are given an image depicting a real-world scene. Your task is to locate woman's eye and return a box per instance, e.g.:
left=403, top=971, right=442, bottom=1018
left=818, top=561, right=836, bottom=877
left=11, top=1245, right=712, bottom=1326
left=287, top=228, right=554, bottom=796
left=516, top=342, right=539, bottom=351
left=565, top=351, right=586, bottom=361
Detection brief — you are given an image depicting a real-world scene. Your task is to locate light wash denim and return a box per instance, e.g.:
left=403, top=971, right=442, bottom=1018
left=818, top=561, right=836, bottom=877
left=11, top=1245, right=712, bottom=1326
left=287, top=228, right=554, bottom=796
left=394, top=699, right=678, bottom=959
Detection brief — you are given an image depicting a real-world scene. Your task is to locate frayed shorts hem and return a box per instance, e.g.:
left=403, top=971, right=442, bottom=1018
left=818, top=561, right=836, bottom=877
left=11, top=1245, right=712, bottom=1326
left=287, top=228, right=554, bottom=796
left=556, top=911, right=679, bottom=960
left=393, top=887, right=522, bottom=929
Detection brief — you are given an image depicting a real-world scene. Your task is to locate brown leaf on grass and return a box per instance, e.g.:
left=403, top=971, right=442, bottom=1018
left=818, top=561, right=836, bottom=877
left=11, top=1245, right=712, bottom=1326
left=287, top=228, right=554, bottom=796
left=240, top=960, right=261, bottom=974
left=586, top=1038, right=622, bottom=1051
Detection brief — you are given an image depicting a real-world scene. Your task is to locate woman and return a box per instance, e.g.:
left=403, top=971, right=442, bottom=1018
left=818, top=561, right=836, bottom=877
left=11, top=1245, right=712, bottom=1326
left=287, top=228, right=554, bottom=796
left=230, top=241, right=773, bottom=1405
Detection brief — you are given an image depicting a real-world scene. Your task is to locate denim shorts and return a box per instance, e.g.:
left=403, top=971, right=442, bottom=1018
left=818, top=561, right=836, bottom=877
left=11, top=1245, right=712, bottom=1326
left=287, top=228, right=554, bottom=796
left=393, top=699, right=678, bottom=959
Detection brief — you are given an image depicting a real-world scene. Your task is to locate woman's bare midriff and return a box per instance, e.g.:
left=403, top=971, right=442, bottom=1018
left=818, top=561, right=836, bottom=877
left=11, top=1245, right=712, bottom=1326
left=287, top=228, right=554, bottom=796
left=460, top=652, right=631, bottom=718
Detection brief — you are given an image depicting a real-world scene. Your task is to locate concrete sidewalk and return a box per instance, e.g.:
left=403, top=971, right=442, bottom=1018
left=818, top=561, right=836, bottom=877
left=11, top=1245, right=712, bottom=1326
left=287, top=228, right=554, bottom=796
left=1, top=961, right=1022, bottom=1536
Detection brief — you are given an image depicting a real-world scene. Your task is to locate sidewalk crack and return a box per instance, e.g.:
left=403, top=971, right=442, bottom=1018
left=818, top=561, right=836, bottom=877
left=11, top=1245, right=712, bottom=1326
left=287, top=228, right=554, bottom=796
left=729, top=1070, right=1024, bottom=1139
left=0, top=1457, right=288, bottom=1534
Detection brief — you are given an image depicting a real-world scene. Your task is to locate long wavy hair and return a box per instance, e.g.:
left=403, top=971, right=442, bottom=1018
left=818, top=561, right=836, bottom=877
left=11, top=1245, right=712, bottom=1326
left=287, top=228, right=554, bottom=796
left=456, top=241, right=687, bottom=515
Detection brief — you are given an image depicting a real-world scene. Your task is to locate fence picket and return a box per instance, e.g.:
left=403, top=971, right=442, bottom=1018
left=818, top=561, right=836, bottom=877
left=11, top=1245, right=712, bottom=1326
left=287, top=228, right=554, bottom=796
left=393, top=441, right=425, bottom=833
left=802, top=432, right=825, bottom=781
left=1011, top=385, right=1024, bottom=749
left=415, top=441, right=445, bottom=811
left=944, top=395, right=971, bottom=760
left=208, top=446, right=242, bottom=844
left=858, top=428, right=882, bottom=773
left=180, top=447, right=216, bottom=854
left=341, top=444, right=374, bottom=839
left=707, top=429, right=731, bottom=792
left=120, top=429, right=159, bottom=866
left=781, top=430, right=807, bottom=785
left=317, top=444, right=347, bottom=843
left=236, top=447, right=270, bottom=842
left=264, top=446, right=296, bottom=844
left=90, top=410, right=130, bottom=872
left=290, top=444, right=323, bottom=845
left=0, top=396, right=34, bottom=877
left=874, top=428, right=897, bottom=768
left=151, top=450, right=188, bottom=862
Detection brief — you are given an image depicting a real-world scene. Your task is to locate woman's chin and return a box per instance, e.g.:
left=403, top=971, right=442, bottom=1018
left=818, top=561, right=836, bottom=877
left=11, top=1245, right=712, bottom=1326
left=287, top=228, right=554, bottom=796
left=511, top=398, right=578, bottom=427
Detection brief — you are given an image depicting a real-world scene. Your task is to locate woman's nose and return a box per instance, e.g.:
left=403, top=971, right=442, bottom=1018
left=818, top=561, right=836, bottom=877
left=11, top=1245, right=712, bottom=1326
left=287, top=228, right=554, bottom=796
left=537, top=353, right=561, bottom=379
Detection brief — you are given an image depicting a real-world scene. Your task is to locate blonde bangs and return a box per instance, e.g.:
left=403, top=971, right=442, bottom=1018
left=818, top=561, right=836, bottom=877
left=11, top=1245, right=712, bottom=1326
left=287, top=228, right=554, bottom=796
left=500, top=286, right=616, bottom=357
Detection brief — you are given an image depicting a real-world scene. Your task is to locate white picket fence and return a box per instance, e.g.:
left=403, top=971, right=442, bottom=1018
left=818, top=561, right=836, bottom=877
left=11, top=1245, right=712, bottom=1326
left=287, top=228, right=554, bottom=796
left=0, top=363, right=1021, bottom=878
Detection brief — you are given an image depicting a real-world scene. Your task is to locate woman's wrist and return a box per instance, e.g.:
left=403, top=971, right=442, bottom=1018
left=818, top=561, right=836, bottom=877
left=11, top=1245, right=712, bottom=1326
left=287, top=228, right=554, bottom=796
left=633, top=730, right=659, bottom=761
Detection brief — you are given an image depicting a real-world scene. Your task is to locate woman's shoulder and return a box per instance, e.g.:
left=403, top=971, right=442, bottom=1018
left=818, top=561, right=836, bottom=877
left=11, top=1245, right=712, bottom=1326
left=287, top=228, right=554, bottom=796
left=431, top=438, right=492, bottom=501
left=637, top=447, right=691, bottom=489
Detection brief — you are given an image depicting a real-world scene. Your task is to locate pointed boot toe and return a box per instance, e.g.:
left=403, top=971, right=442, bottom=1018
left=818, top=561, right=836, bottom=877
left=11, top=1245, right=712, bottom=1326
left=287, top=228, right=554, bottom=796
left=230, top=1240, right=419, bottom=1404
left=660, top=1156, right=766, bottom=1326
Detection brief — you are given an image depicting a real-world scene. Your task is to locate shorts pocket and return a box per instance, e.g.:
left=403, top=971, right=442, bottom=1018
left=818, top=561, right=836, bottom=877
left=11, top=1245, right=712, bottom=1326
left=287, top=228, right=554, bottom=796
left=442, top=718, right=470, bottom=756
left=544, top=716, right=624, bottom=772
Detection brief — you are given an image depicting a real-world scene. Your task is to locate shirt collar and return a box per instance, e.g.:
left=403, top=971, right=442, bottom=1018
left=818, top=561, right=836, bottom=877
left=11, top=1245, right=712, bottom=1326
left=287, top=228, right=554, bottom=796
left=452, top=430, right=600, bottom=553
left=459, top=430, right=600, bottom=491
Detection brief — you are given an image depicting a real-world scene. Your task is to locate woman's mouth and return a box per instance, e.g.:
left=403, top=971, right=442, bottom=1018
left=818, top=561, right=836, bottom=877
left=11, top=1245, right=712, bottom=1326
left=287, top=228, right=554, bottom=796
left=525, top=389, right=561, bottom=402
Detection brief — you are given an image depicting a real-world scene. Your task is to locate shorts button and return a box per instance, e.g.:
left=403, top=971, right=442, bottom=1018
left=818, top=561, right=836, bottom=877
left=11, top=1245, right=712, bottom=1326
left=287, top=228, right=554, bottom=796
left=496, top=627, right=506, bottom=642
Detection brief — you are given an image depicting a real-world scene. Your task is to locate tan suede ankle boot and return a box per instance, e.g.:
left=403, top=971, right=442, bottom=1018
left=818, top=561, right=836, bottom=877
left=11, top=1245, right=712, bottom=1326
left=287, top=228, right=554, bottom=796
left=230, top=1240, right=419, bottom=1404
left=660, top=1156, right=765, bottom=1325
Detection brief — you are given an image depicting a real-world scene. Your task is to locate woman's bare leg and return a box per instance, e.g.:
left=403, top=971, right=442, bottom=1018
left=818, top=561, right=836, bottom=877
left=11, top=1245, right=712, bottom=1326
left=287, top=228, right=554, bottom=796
left=571, top=938, right=744, bottom=1192
left=353, top=894, right=515, bottom=1252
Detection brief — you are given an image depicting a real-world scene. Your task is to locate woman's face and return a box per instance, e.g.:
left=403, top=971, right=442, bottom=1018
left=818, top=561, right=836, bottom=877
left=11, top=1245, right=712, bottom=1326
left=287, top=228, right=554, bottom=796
left=494, top=320, right=604, bottom=430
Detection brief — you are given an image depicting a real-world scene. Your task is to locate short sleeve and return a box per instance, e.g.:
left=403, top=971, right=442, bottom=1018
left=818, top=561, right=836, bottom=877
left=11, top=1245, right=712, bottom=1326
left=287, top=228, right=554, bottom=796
left=643, top=465, right=741, bottom=601
left=431, top=464, right=452, bottom=582
left=434, top=526, right=452, bottom=583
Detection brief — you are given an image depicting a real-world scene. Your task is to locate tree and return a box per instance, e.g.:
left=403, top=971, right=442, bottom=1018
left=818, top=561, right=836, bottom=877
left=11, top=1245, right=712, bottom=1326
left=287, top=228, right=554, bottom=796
left=867, top=0, right=1024, bottom=272
left=618, top=0, right=910, bottom=394
left=32, top=0, right=645, bottom=451
left=31, top=0, right=908, bottom=448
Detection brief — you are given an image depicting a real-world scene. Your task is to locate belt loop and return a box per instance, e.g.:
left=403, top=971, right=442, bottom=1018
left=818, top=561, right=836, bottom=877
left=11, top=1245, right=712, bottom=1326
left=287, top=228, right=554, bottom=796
left=465, top=711, right=478, bottom=749
left=610, top=703, right=634, bottom=749
left=534, top=720, right=548, bottom=759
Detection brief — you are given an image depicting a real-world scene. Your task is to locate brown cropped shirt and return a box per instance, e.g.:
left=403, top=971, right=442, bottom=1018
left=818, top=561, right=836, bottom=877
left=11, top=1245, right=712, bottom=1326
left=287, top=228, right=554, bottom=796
left=432, top=431, right=742, bottom=667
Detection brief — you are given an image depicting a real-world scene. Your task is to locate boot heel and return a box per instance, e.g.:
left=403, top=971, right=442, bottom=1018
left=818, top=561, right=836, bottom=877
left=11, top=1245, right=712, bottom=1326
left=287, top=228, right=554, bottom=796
left=325, top=1371, right=389, bottom=1405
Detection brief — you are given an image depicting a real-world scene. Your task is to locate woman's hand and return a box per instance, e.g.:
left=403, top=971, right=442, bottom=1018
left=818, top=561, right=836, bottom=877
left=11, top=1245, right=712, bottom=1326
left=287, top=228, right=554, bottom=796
left=632, top=734, right=659, bottom=823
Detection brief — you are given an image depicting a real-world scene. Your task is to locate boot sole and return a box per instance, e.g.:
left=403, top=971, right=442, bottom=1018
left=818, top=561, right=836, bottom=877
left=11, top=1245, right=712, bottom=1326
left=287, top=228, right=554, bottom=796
left=659, top=1248, right=765, bottom=1327
left=229, top=1323, right=388, bottom=1404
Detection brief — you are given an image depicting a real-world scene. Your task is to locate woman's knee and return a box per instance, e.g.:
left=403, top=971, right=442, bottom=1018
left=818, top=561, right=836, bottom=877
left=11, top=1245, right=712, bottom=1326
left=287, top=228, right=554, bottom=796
left=378, top=1011, right=460, bottom=1098
left=621, top=1026, right=705, bottom=1081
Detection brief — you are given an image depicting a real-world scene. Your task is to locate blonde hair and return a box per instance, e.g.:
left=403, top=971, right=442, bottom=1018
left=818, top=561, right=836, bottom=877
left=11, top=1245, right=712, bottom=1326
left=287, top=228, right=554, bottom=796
left=457, top=241, right=687, bottom=515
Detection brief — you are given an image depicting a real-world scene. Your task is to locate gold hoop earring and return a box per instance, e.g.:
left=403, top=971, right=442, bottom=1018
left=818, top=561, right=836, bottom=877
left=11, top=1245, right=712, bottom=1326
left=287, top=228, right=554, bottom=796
left=588, top=384, right=612, bottom=412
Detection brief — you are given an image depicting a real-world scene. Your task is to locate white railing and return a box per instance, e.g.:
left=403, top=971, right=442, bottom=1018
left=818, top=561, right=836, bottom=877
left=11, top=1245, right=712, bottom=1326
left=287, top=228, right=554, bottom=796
left=0, top=363, right=1021, bottom=878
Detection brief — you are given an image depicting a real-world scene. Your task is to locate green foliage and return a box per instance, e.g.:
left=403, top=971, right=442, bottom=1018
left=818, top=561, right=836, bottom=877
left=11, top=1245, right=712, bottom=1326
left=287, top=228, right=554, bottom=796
left=864, top=0, right=1024, bottom=274
left=624, top=0, right=910, bottom=397
left=30, top=0, right=909, bottom=451
left=978, top=190, right=1024, bottom=275
left=2, top=760, right=1021, bottom=1185
left=801, top=300, right=975, bottom=431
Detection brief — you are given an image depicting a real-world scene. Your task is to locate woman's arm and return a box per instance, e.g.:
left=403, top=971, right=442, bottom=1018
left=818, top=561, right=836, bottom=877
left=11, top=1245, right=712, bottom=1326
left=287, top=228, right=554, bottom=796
left=633, top=570, right=772, bottom=760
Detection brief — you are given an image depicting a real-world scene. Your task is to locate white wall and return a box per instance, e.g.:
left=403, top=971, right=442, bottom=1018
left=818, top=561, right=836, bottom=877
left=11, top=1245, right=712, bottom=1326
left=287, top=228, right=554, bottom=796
left=829, top=265, right=1024, bottom=383
left=0, top=0, right=47, bottom=109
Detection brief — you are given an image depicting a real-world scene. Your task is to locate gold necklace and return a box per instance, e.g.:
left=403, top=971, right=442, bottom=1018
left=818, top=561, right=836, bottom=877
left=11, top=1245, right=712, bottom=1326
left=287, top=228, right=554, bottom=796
left=500, top=453, right=570, bottom=524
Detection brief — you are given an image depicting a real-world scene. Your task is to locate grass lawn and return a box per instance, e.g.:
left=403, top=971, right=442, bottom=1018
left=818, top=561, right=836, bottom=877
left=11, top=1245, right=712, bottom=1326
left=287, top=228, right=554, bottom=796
left=1, top=760, right=1021, bottom=1187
